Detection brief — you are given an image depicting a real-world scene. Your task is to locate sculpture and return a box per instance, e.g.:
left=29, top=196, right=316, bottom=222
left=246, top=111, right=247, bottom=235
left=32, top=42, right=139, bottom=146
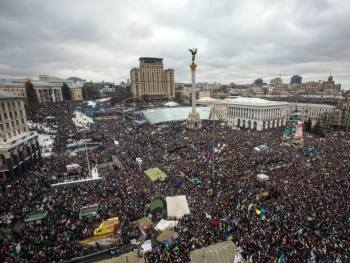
left=188, top=48, right=197, bottom=62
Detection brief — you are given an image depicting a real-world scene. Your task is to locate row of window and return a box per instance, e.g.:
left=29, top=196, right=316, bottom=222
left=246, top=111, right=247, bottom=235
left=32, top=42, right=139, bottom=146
left=1, top=101, right=22, bottom=111
left=0, top=109, right=24, bottom=122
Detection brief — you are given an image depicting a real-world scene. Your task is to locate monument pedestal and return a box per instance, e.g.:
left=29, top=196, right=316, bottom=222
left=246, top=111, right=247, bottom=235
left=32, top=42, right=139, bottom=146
left=187, top=108, right=202, bottom=129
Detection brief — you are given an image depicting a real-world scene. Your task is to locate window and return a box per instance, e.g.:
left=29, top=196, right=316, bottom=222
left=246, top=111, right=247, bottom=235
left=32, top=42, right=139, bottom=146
left=4, top=113, right=8, bottom=119
left=0, top=124, right=3, bottom=130
left=5, top=123, right=9, bottom=129
left=1, top=102, right=5, bottom=111
left=9, top=112, right=13, bottom=118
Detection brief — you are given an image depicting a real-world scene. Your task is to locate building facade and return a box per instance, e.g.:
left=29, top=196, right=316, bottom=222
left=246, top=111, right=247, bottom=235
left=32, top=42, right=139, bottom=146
left=323, top=91, right=350, bottom=128
left=130, top=57, right=175, bottom=100
left=0, top=91, right=40, bottom=178
left=197, top=97, right=334, bottom=130
left=39, top=75, right=83, bottom=101
left=302, top=81, right=321, bottom=93
left=0, top=78, right=63, bottom=103
left=197, top=97, right=290, bottom=130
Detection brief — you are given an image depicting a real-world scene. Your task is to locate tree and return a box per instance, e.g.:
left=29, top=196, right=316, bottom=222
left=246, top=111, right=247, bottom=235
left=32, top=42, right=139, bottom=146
left=61, top=82, right=72, bottom=100
left=312, top=121, right=325, bottom=137
left=304, top=118, right=312, bottom=132
left=25, top=80, right=39, bottom=113
left=82, top=83, right=100, bottom=100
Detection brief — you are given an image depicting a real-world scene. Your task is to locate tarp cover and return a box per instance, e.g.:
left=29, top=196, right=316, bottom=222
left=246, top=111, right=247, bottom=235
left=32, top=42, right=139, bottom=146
left=24, top=210, right=48, bottom=222
left=156, top=229, right=177, bottom=242
left=155, top=219, right=178, bottom=231
left=190, top=241, right=241, bottom=263
left=166, top=195, right=190, bottom=219
left=144, top=167, right=167, bottom=182
left=150, top=199, right=164, bottom=213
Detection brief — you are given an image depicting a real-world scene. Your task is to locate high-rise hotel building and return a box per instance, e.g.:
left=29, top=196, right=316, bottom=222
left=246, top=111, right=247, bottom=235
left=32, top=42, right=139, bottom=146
left=130, top=57, right=175, bottom=100
left=0, top=91, right=40, bottom=178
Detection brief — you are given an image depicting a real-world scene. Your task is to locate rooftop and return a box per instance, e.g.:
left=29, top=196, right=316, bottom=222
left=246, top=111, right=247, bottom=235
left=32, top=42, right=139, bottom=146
left=197, top=97, right=290, bottom=106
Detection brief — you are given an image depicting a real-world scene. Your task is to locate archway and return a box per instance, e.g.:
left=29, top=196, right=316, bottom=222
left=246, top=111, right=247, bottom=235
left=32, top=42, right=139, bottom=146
left=242, top=119, right=246, bottom=128
left=267, top=120, right=271, bottom=129
left=237, top=118, right=241, bottom=127
left=253, top=121, right=257, bottom=130
left=247, top=120, right=251, bottom=129
left=263, top=121, right=266, bottom=130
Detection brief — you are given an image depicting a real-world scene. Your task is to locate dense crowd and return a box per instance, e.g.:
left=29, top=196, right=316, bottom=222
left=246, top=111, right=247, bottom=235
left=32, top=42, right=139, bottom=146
left=1, top=101, right=349, bottom=262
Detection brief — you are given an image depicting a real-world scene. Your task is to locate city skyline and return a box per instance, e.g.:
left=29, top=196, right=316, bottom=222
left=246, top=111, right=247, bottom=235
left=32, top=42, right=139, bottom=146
left=1, top=0, right=350, bottom=89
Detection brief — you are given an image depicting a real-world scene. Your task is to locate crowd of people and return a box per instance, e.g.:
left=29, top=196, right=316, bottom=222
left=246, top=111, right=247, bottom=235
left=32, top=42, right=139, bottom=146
left=1, top=101, right=349, bottom=262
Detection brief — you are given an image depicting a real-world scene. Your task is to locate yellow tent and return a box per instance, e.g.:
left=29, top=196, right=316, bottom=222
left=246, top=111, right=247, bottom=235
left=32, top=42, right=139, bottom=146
left=94, top=217, right=119, bottom=236
left=144, top=167, right=167, bottom=182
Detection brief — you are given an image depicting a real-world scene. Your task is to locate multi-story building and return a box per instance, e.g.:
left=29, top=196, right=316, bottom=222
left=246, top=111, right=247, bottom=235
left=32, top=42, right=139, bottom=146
left=302, top=81, right=321, bottom=93
left=130, top=57, right=175, bottom=100
left=197, top=97, right=290, bottom=130
left=323, top=91, right=350, bottom=128
left=197, top=96, right=334, bottom=130
left=39, top=75, right=83, bottom=101
left=294, top=103, right=335, bottom=126
left=270, top=77, right=283, bottom=88
left=0, top=78, right=63, bottom=103
left=0, top=91, right=40, bottom=178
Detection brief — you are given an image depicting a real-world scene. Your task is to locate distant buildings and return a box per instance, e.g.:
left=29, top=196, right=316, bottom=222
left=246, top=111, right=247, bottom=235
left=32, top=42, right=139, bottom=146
left=270, top=78, right=282, bottom=88
left=0, top=75, right=83, bottom=103
left=130, top=57, right=175, bottom=100
left=0, top=91, right=40, bottom=178
left=323, top=91, right=350, bottom=129
left=291, top=75, right=302, bottom=84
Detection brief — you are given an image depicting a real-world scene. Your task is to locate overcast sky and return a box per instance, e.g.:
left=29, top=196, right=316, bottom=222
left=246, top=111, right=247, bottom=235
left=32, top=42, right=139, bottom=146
left=0, top=0, right=350, bottom=88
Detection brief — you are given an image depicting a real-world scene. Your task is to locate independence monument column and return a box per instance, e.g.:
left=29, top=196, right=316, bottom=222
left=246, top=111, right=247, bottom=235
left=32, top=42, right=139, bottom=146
left=187, top=48, right=202, bottom=129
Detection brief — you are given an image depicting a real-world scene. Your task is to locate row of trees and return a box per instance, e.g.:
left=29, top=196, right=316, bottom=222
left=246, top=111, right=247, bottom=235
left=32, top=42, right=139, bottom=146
left=304, top=118, right=325, bottom=137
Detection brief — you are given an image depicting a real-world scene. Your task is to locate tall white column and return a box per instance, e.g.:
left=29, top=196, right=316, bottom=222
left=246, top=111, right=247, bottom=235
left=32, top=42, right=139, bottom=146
left=191, top=70, right=196, bottom=110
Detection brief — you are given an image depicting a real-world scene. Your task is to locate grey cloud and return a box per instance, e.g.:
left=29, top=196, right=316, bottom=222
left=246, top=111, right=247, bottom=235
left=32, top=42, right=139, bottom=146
left=0, top=0, right=350, bottom=88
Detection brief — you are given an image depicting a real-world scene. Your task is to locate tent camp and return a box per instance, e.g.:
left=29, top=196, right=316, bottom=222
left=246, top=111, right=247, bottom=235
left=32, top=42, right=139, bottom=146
left=257, top=174, right=270, bottom=181
left=190, top=241, right=241, bottom=263
left=155, top=219, right=178, bottom=231
left=150, top=199, right=164, bottom=213
left=156, top=229, right=177, bottom=243
left=166, top=195, right=190, bottom=219
left=144, top=168, right=167, bottom=182
left=135, top=217, right=153, bottom=230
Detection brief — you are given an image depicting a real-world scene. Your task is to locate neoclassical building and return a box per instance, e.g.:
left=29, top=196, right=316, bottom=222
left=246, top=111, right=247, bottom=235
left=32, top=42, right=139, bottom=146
left=0, top=91, right=40, bottom=178
left=198, top=97, right=289, bottom=130
left=0, top=78, right=63, bottom=103
left=197, top=97, right=334, bottom=130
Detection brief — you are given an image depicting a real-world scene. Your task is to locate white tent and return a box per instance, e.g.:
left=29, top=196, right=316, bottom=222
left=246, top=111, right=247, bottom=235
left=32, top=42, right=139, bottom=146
left=166, top=195, right=190, bottom=219
left=155, top=219, right=178, bottom=231
left=190, top=241, right=241, bottom=263
left=257, top=174, right=269, bottom=181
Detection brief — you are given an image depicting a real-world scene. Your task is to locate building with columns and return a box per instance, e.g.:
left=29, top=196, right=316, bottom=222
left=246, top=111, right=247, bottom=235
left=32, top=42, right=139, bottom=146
left=130, top=57, right=175, bottom=100
left=0, top=78, right=63, bottom=103
left=198, top=97, right=289, bottom=130
left=0, top=91, right=40, bottom=178
left=197, top=97, right=334, bottom=130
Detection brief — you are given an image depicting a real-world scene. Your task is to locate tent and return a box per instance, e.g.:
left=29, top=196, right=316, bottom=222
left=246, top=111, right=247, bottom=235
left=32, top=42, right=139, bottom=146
left=156, top=229, right=177, bottom=243
left=150, top=199, right=164, bottom=213
left=24, top=210, right=48, bottom=223
left=93, top=217, right=119, bottom=236
left=135, top=217, right=153, bottom=230
left=166, top=195, right=190, bottom=219
left=190, top=241, right=241, bottom=263
left=144, top=168, right=167, bottom=182
left=257, top=174, right=269, bottom=181
left=155, top=219, right=178, bottom=231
